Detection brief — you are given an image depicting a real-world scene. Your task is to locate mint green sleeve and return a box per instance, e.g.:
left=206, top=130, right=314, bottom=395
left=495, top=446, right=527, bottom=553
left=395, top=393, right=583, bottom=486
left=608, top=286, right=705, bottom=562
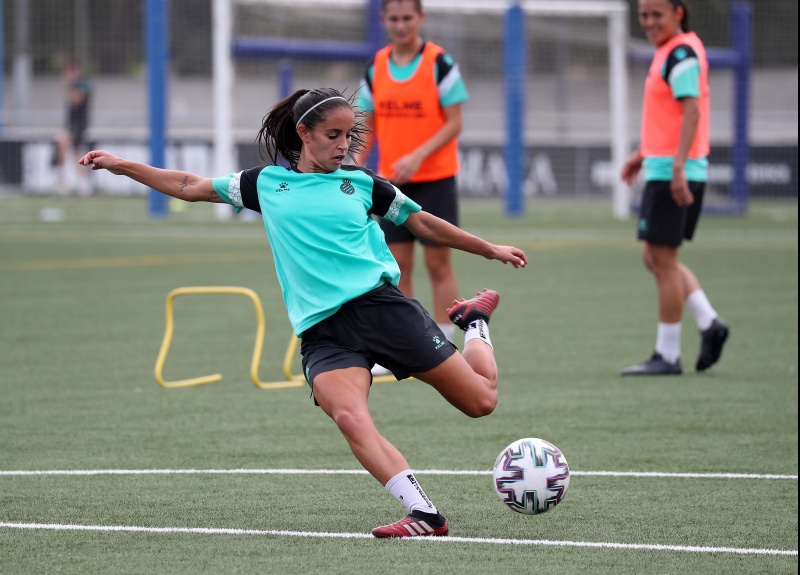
left=211, top=172, right=244, bottom=213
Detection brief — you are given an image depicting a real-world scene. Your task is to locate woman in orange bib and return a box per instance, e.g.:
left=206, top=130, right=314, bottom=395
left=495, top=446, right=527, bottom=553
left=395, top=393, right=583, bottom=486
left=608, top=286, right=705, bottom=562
left=357, top=0, right=468, bottom=377
left=620, top=0, right=729, bottom=376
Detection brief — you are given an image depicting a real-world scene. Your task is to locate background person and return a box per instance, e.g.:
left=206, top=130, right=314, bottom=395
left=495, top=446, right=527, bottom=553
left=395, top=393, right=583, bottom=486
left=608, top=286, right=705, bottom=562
left=79, top=87, right=527, bottom=538
left=356, top=0, right=468, bottom=375
left=55, top=57, right=92, bottom=196
left=620, top=0, right=729, bottom=376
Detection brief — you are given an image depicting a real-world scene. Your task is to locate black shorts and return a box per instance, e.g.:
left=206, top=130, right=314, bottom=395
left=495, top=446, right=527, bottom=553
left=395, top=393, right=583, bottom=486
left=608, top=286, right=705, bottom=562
left=69, top=113, right=89, bottom=149
left=300, top=284, right=457, bottom=391
left=380, top=176, right=459, bottom=246
left=637, top=180, right=706, bottom=246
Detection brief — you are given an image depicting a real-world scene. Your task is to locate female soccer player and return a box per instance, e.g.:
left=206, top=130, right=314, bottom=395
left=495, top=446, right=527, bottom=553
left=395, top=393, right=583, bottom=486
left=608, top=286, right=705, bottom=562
left=356, top=0, right=467, bottom=375
left=620, top=0, right=729, bottom=376
left=79, top=87, right=527, bottom=537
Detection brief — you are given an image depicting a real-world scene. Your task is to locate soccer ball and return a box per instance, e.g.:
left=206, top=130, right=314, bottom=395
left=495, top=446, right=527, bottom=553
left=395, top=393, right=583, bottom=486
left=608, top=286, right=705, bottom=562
left=492, top=437, right=570, bottom=515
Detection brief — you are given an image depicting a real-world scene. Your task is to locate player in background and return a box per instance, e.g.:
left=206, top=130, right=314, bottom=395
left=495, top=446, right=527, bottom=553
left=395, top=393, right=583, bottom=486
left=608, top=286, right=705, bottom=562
left=55, top=57, right=92, bottom=196
left=79, top=87, right=527, bottom=538
left=356, top=0, right=468, bottom=375
left=620, top=0, right=729, bottom=376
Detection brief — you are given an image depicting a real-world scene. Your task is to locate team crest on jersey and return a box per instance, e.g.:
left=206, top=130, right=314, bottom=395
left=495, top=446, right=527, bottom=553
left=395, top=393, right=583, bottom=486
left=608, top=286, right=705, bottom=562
left=276, top=182, right=289, bottom=193
left=340, top=178, right=355, bottom=195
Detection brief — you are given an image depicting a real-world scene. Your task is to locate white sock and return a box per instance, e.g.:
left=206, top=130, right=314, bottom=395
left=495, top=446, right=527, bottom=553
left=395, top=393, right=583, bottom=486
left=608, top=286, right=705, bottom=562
left=385, top=470, right=438, bottom=514
left=437, top=322, right=456, bottom=341
left=685, top=290, right=717, bottom=331
left=655, top=322, right=681, bottom=364
left=463, top=319, right=493, bottom=349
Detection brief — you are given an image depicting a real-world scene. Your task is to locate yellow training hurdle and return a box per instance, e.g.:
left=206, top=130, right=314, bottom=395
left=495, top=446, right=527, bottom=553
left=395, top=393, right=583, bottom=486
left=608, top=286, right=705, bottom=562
left=155, top=286, right=403, bottom=389
left=154, top=286, right=304, bottom=389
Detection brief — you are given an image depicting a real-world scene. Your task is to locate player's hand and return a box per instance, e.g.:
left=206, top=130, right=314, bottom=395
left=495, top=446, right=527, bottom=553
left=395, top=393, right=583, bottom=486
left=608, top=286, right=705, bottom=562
left=670, top=170, right=694, bottom=207
left=620, top=151, right=643, bottom=186
left=79, top=150, right=126, bottom=175
left=488, top=245, right=527, bottom=269
left=389, top=153, right=422, bottom=186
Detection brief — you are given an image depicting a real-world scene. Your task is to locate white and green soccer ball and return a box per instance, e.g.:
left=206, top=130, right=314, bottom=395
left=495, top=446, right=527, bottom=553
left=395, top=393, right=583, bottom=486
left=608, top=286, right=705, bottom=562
left=492, top=437, right=570, bottom=515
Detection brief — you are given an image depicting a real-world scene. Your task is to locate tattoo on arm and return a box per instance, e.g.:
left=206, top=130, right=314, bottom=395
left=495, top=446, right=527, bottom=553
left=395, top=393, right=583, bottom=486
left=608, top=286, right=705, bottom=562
left=178, top=175, right=188, bottom=196
left=207, top=190, right=222, bottom=203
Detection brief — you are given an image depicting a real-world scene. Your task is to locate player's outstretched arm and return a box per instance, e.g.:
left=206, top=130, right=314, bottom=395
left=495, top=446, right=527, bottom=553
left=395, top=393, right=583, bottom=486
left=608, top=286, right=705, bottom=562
left=79, top=150, right=221, bottom=203
left=403, top=211, right=527, bottom=268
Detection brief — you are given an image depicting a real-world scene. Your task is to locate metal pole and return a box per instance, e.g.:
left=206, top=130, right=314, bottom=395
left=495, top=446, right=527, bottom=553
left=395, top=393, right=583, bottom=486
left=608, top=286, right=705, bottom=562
left=504, top=2, right=525, bottom=216
left=730, top=3, right=751, bottom=212
left=12, top=0, right=30, bottom=129
left=609, top=5, right=629, bottom=219
left=279, top=59, right=292, bottom=99
left=366, top=0, right=383, bottom=53
left=213, top=0, right=233, bottom=175
left=0, top=0, right=5, bottom=135
left=146, top=0, right=169, bottom=217
left=364, top=0, right=382, bottom=172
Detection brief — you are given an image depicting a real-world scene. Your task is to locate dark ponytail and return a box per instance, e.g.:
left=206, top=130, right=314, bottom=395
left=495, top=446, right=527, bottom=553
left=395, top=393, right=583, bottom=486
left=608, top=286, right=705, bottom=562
left=256, top=87, right=368, bottom=166
left=668, top=0, right=690, bottom=32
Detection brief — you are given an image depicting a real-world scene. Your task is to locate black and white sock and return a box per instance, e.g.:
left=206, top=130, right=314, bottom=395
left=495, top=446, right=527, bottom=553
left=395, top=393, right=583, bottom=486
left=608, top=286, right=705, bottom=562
left=385, top=470, right=438, bottom=515
left=464, top=319, right=493, bottom=349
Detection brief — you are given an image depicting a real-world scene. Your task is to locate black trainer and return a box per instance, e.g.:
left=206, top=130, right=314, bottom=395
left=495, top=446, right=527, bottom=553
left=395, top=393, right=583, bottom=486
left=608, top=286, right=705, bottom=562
left=620, top=352, right=682, bottom=376
left=696, top=317, right=730, bottom=372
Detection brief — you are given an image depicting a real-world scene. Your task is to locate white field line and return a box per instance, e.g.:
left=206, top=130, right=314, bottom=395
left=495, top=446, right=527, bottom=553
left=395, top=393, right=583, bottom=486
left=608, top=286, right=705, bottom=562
left=0, top=522, right=796, bottom=556
left=0, top=468, right=797, bottom=480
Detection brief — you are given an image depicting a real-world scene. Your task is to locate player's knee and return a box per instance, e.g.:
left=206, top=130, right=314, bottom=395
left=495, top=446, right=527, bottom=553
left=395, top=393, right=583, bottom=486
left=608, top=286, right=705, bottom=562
left=465, top=391, right=497, bottom=418
left=641, top=247, right=655, bottom=273
left=649, top=256, right=678, bottom=280
left=329, top=406, right=370, bottom=437
left=426, top=264, right=454, bottom=284
left=642, top=253, right=654, bottom=272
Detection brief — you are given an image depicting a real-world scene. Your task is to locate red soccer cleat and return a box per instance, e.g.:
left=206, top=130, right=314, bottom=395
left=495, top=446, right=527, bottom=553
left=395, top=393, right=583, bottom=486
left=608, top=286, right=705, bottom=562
left=447, top=288, right=500, bottom=330
left=371, top=511, right=449, bottom=538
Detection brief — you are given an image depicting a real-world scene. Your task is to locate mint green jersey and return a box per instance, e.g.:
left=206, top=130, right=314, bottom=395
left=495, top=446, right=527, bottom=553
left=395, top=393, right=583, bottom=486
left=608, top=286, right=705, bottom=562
left=211, top=164, right=421, bottom=335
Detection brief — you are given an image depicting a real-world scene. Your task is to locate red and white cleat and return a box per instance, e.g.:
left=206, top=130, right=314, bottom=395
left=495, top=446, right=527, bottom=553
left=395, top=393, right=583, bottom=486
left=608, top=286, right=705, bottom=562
left=447, top=288, right=500, bottom=330
left=371, top=511, right=449, bottom=538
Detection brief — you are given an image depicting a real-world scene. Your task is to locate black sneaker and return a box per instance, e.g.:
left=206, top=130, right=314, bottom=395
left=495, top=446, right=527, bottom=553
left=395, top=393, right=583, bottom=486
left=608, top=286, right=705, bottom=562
left=447, top=289, right=500, bottom=331
left=620, top=352, right=682, bottom=376
left=696, top=318, right=730, bottom=372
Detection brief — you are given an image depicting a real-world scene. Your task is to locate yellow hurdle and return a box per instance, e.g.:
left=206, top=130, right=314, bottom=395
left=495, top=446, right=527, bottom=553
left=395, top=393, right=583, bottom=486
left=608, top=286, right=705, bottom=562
left=154, top=286, right=305, bottom=389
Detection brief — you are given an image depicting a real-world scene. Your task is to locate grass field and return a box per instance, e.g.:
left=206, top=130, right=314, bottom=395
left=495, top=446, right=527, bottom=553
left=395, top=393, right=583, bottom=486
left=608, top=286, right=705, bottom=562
left=0, top=195, right=797, bottom=574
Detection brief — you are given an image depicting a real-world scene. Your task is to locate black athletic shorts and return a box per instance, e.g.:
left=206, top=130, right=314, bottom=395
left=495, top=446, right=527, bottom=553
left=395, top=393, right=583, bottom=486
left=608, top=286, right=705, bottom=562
left=69, top=111, right=89, bottom=149
left=300, top=283, right=457, bottom=394
left=379, top=176, right=459, bottom=246
left=637, top=180, right=706, bottom=246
